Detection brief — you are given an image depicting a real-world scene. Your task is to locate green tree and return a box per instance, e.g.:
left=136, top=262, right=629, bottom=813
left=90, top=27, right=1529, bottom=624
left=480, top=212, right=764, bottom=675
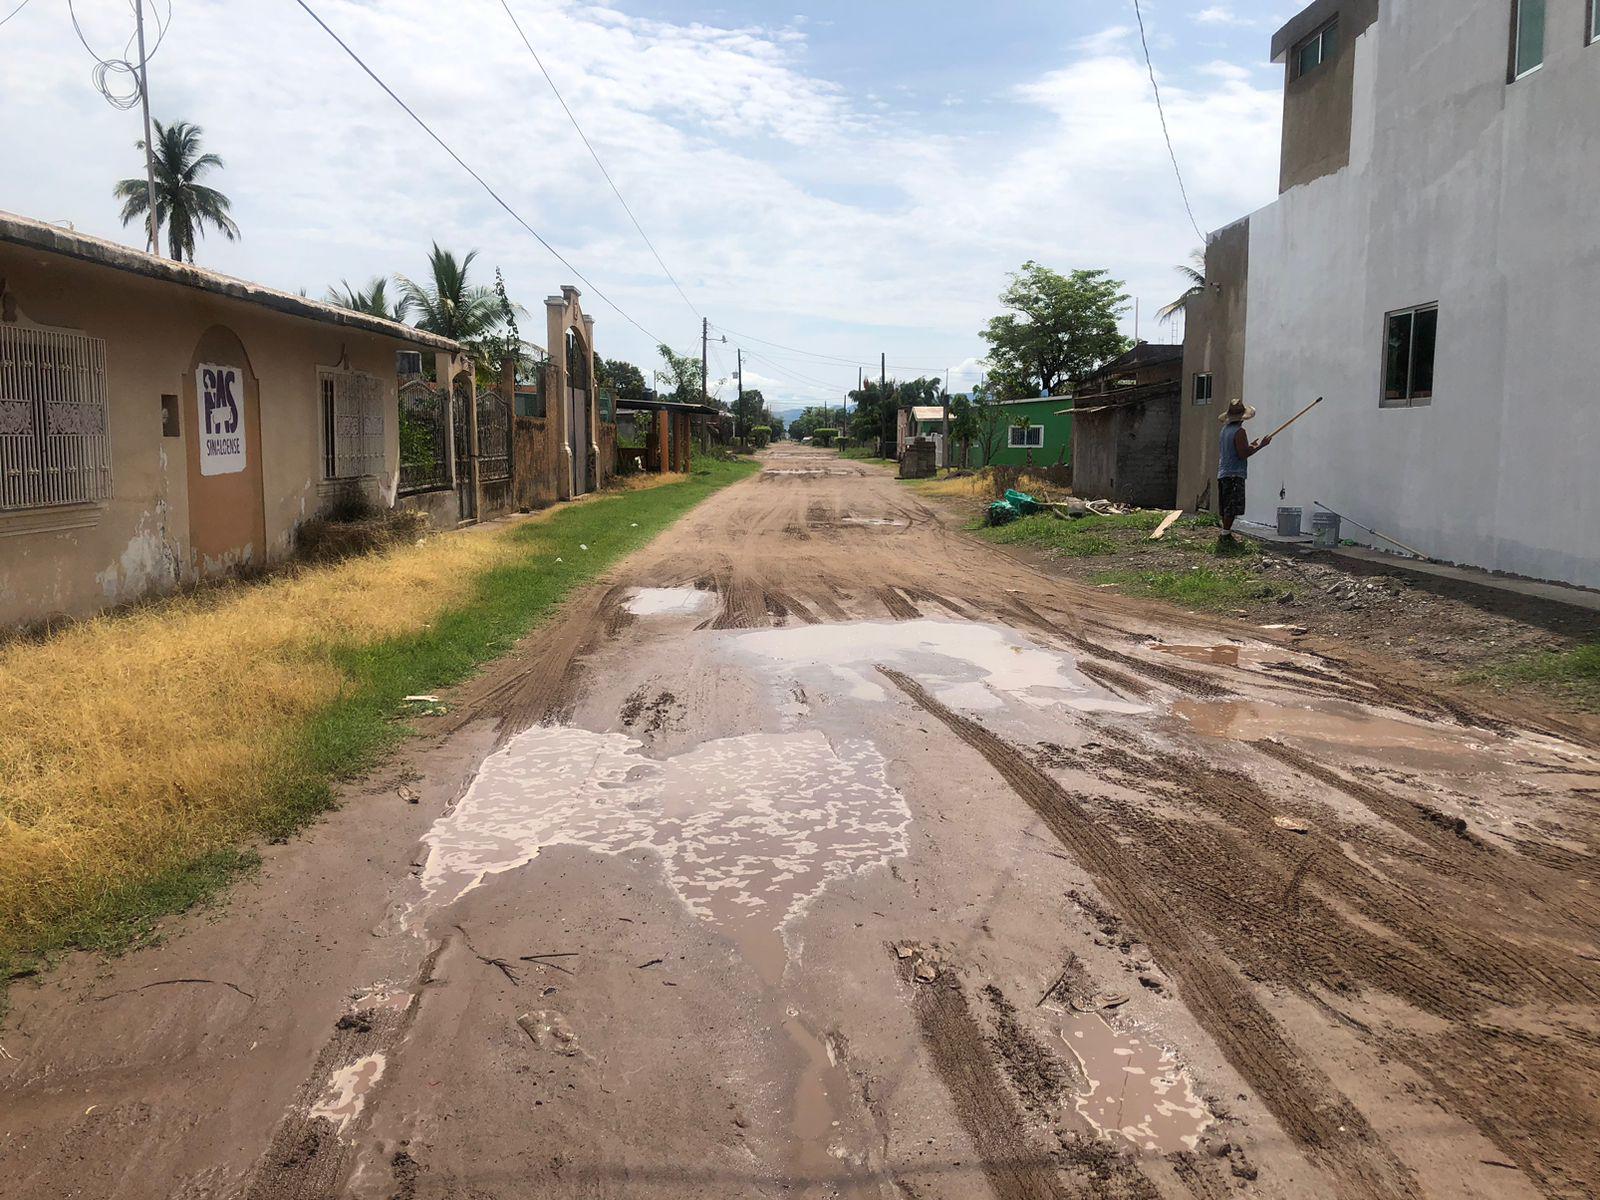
left=656, top=344, right=707, bottom=403
left=114, top=119, right=239, bottom=263
left=980, top=262, right=1129, bottom=399
left=1156, top=248, right=1207, bottom=325
left=397, top=244, right=509, bottom=358
left=325, top=277, right=409, bottom=322
left=597, top=358, right=649, bottom=401
left=969, top=382, right=1008, bottom=467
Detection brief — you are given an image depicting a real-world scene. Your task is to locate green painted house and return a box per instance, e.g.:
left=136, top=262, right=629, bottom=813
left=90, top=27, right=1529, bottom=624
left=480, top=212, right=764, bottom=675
left=915, top=397, right=1072, bottom=469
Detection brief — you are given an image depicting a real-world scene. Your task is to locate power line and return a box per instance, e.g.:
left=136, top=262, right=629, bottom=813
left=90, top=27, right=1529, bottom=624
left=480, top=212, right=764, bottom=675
left=1131, top=0, right=1205, bottom=243
left=290, top=0, right=666, bottom=347
left=738, top=347, right=855, bottom=393
left=709, top=322, right=954, bottom=376
left=496, top=0, right=702, bottom=323
left=0, top=0, right=38, bottom=30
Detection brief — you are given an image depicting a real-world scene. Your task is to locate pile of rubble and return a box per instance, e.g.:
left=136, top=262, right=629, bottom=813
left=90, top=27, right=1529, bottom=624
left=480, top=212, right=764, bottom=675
left=1255, top=556, right=1406, bottom=611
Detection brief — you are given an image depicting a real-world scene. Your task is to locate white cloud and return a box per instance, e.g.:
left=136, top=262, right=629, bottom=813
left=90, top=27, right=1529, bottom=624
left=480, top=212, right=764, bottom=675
left=1194, top=6, right=1256, bottom=27
left=1, top=5, right=1282, bottom=407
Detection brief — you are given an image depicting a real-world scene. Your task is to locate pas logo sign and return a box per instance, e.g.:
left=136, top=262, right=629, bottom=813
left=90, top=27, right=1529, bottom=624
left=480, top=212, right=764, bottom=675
left=196, top=363, right=246, bottom=476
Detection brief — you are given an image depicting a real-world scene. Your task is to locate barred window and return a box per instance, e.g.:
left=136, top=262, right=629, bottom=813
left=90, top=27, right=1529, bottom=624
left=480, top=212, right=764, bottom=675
left=0, top=324, right=113, bottom=510
left=317, top=367, right=385, bottom=479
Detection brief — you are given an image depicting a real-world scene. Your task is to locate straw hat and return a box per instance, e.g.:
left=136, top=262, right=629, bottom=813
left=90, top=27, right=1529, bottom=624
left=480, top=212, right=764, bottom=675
left=1220, top=398, right=1256, bottom=423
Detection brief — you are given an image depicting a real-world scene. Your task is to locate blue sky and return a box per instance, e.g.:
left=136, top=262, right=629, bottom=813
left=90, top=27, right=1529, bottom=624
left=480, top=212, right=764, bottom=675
left=3, top=0, right=1299, bottom=408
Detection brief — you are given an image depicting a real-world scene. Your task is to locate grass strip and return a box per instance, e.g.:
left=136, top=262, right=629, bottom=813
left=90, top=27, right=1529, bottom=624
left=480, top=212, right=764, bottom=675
left=976, top=511, right=1230, bottom=559
left=0, top=457, right=757, bottom=989
left=1469, top=642, right=1600, bottom=711
left=1091, top=563, right=1291, bottom=609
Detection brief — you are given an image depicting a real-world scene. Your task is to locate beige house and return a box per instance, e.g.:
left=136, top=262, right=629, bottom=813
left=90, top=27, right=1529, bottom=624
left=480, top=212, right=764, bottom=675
left=0, top=211, right=461, bottom=628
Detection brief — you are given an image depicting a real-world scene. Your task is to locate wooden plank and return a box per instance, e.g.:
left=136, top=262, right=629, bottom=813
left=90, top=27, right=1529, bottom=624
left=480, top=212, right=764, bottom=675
left=1148, top=509, right=1183, bottom=541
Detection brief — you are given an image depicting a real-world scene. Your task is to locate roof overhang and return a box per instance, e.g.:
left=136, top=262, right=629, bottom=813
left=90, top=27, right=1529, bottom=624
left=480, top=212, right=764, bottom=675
left=0, top=210, right=462, bottom=352
left=614, top=397, right=723, bottom=418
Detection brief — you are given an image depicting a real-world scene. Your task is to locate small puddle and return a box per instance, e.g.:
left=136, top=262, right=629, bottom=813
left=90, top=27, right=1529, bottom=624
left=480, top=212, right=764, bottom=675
left=415, top=727, right=910, bottom=983
left=1172, top=698, right=1504, bottom=771
left=1158, top=643, right=1242, bottom=667
left=729, top=618, right=1149, bottom=717
left=1060, top=1014, right=1210, bottom=1153
left=624, top=586, right=715, bottom=617
left=308, top=1053, right=386, bottom=1130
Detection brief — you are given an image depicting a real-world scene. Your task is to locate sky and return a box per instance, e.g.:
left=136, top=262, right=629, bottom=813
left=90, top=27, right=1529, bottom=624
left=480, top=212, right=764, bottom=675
left=1, top=0, right=1299, bottom=411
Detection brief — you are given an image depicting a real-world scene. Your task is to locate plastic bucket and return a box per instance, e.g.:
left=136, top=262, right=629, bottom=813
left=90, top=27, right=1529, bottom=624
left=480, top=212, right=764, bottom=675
left=1276, top=506, right=1303, bottom=537
left=1311, top=511, right=1341, bottom=549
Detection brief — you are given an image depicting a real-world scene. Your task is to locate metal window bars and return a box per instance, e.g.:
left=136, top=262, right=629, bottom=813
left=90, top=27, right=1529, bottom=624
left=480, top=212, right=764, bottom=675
left=0, top=325, right=113, bottom=510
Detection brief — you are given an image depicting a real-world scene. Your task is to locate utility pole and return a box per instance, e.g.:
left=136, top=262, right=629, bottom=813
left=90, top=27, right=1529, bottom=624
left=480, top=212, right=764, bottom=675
left=134, top=0, right=161, bottom=257
left=700, top=316, right=709, bottom=406
left=941, top=367, right=950, bottom=471
left=735, top=347, right=743, bottom=442
left=880, top=352, right=890, bottom=459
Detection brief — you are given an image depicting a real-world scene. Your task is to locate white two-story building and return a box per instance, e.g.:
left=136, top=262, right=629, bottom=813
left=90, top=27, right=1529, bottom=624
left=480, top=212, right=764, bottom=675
left=1179, top=0, right=1599, bottom=588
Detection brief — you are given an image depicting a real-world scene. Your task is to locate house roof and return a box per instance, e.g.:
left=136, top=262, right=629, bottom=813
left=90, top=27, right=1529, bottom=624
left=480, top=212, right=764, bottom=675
left=1079, top=341, right=1184, bottom=384
left=613, top=397, right=723, bottom=418
left=1057, top=378, right=1181, bottom=416
left=910, top=405, right=947, bottom=422
left=0, top=210, right=462, bottom=352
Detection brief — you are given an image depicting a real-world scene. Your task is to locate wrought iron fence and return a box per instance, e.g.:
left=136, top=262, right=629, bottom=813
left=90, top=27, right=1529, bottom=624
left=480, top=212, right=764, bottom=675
left=397, top=378, right=449, bottom=495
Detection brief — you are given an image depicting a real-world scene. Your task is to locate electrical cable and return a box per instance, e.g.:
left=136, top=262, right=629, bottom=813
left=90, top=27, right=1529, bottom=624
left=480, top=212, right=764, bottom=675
left=710, top=322, right=953, bottom=376
left=738, top=347, right=855, bottom=394
left=497, top=0, right=701, bottom=323
left=1131, top=0, right=1205, bottom=242
left=0, top=0, right=38, bottom=31
left=68, top=0, right=169, bottom=110
left=290, top=0, right=666, bottom=347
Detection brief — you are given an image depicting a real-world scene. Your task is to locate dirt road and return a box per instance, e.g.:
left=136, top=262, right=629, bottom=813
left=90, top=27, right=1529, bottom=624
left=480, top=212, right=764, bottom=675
left=5, top=446, right=1598, bottom=1200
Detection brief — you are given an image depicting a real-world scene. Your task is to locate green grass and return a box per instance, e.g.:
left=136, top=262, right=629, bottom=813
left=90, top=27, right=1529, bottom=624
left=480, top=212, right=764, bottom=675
left=975, top=511, right=1230, bottom=559
left=1, top=458, right=757, bottom=993
left=838, top=446, right=895, bottom=465
left=1091, top=563, right=1291, bottom=609
left=1472, top=642, right=1600, bottom=710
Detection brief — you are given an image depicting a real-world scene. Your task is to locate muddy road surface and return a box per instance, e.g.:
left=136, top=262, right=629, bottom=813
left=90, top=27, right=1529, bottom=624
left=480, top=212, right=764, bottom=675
left=5, top=446, right=1599, bottom=1200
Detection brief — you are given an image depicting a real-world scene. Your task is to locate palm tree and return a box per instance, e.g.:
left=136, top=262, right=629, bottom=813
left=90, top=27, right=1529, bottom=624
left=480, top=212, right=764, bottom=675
left=1156, top=248, right=1207, bottom=324
left=396, top=244, right=504, bottom=353
left=114, top=120, right=239, bottom=263
left=325, top=277, right=409, bottom=323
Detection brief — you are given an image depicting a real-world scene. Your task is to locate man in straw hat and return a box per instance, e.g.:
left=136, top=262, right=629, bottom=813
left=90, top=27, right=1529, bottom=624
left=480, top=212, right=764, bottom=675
left=1217, top=398, right=1272, bottom=541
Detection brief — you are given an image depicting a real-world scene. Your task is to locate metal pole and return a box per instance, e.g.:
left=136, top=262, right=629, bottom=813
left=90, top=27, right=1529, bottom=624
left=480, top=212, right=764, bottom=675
left=736, top=347, right=743, bottom=442
left=134, top=0, right=161, bottom=257
left=941, top=368, right=950, bottom=471
left=700, top=317, right=708, bottom=407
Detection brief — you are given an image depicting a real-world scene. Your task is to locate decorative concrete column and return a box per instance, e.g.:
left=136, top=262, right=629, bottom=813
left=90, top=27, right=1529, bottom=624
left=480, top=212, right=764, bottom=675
left=545, top=295, right=572, bottom=500
left=581, top=311, right=600, bottom=486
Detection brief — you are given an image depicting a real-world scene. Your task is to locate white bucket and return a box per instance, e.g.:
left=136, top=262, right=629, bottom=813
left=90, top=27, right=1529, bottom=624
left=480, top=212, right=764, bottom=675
left=1311, top=511, right=1341, bottom=549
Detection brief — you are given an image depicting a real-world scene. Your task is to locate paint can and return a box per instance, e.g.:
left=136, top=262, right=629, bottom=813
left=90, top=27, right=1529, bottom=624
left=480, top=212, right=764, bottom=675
left=1311, top=511, right=1341, bottom=549
left=1276, top=506, right=1302, bottom=537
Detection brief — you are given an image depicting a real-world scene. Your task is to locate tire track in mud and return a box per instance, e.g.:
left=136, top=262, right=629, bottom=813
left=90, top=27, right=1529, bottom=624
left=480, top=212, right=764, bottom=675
left=897, top=960, right=1077, bottom=1200
left=1000, top=599, right=1232, bottom=699
left=878, top=666, right=1423, bottom=1200
left=876, top=586, right=922, bottom=621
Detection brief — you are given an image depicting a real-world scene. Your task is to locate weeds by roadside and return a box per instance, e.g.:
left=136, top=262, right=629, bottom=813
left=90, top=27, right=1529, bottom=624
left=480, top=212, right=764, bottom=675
left=0, top=457, right=758, bottom=991
left=1090, top=564, right=1291, bottom=609
left=1469, top=643, right=1600, bottom=711
left=976, top=510, right=1232, bottom=560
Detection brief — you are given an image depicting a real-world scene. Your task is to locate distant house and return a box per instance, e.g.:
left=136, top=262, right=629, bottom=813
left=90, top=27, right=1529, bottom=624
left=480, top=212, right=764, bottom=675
left=1062, top=343, right=1183, bottom=507
left=971, top=397, right=1074, bottom=469
left=1180, top=0, right=1600, bottom=587
left=0, top=211, right=459, bottom=628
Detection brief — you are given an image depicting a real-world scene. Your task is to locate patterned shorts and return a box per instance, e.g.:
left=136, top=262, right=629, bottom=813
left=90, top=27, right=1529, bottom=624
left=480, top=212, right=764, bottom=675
left=1218, top=476, right=1247, bottom=521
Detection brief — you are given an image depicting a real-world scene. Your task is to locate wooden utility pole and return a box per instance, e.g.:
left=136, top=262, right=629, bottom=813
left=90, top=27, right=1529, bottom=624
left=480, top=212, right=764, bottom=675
left=941, top=367, right=950, bottom=471
left=880, top=353, right=892, bottom=458
left=736, top=347, right=744, bottom=442
left=134, top=0, right=161, bottom=257
left=700, top=316, right=709, bottom=406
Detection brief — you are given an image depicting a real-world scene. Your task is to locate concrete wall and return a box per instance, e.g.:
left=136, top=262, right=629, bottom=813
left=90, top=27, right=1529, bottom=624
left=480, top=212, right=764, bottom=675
left=0, top=247, right=420, bottom=626
left=1072, top=390, right=1182, bottom=509
left=1277, top=0, right=1381, bottom=191
left=1178, top=218, right=1251, bottom=513
left=1239, top=0, right=1600, bottom=587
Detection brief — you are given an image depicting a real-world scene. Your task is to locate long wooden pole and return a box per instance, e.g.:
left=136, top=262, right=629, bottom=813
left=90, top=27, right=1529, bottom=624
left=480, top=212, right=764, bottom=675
left=1262, top=395, right=1323, bottom=441
left=1314, top=500, right=1429, bottom=560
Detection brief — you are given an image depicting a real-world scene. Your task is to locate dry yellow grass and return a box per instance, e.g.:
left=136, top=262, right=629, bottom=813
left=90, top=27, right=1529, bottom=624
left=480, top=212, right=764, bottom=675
left=0, top=527, right=519, bottom=949
left=911, top=470, right=1061, bottom=500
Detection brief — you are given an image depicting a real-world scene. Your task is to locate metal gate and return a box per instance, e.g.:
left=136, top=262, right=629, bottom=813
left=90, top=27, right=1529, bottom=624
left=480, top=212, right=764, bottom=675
left=452, top=375, right=475, bottom=522
left=477, top=385, right=512, bottom=515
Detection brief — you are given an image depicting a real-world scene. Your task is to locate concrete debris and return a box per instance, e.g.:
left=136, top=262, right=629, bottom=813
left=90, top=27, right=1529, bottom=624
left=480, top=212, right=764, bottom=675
left=1094, top=993, right=1130, bottom=1011
left=1273, top=816, right=1313, bottom=834
left=517, top=1010, right=580, bottom=1056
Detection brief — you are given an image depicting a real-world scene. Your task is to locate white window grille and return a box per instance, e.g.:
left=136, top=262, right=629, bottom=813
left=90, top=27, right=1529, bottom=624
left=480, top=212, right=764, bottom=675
left=318, top=367, right=385, bottom=479
left=1008, top=424, right=1045, bottom=449
left=0, top=324, right=113, bottom=510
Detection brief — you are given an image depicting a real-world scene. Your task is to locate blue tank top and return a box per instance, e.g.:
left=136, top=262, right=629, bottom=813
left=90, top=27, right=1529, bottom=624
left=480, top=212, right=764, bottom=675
left=1219, top=422, right=1247, bottom=479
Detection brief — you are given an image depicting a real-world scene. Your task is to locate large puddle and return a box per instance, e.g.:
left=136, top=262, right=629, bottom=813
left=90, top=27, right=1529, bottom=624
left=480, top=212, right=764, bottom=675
left=416, top=726, right=910, bottom=981
left=624, top=586, right=715, bottom=617
left=1060, top=1013, right=1210, bottom=1153
left=729, top=618, right=1149, bottom=717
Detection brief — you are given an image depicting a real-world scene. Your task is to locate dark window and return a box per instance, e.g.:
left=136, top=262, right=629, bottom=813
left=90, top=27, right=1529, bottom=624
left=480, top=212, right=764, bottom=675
left=321, top=375, right=338, bottom=478
left=1513, top=0, right=1546, bottom=78
left=1193, top=373, right=1214, bottom=405
left=161, top=393, right=181, bottom=437
left=1382, top=305, right=1438, bottom=407
left=1294, top=19, right=1339, bottom=77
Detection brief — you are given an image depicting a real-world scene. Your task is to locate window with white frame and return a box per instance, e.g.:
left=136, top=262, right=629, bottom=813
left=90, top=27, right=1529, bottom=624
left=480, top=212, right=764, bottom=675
left=0, top=324, right=113, bottom=510
left=1008, top=423, right=1044, bottom=449
left=1193, top=373, right=1214, bottom=405
left=1293, top=18, right=1339, bottom=77
left=1512, top=0, right=1546, bottom=78
left=318, top=367, right=385, bottom=479
left=1382, top=304, right=1438, bottom=408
